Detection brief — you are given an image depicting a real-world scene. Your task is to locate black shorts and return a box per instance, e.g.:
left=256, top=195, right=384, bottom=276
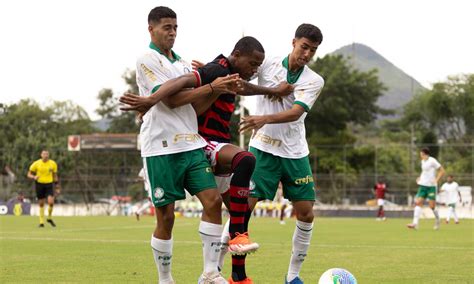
left=36, top=182, right=54, bottom=199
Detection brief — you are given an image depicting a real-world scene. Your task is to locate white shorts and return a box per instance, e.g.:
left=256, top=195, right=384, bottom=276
left=377, top=199, right=385, bottom=206
left=204, top=140, right=231, bottom=194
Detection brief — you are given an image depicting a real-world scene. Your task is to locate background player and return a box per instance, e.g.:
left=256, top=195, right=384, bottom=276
left=27, top=150, right=59, bottom=227
left=135, top=168, right=152, bottom=221
left=373, top=179, right=388, bottom=221
left=439, top=175, right=462, bottom=224
left=407, top=148, right=445, bottom=230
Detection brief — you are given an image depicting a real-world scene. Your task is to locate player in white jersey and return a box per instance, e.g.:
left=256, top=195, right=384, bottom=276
left=407, top=148, right=445, bottom=230
left=128, top=7, right=239, bottom=284
left=240, top=23, right=324, bottom=284
left=439, top=175, right=462, bottom=224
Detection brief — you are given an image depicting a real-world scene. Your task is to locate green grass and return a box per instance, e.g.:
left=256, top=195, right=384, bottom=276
left=1, top=216, right=473, bottom=283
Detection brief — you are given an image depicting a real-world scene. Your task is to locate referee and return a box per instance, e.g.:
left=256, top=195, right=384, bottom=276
left=27, top=150, right=59, bottom=227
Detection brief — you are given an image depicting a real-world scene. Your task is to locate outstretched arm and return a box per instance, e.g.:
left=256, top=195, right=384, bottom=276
left=239, top=80, right=294, bottom=97
left=239, top=104, right=305, bottom=133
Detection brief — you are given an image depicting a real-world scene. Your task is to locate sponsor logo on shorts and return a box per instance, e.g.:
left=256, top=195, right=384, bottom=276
left=173, top=134, right=202, bottom=143
left=205, top=167, right=212, bottom=173
left=294, top=175, right=314, bottom=185
left=254, top=133, right=282, bottom=147
left=153, top=187, right=164, bottom=201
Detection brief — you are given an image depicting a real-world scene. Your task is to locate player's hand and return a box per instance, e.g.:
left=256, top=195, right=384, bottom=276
left=192, top=60, right=205, bottom=70
left=273, top=82, right=294, bottom=96
left=239, top=115, right=268, bottom=133
left=211, top=74, right=242, bottom=95
left=119, top=93, right=154, bottom=114
left=55, top=185, right=61, bottom=196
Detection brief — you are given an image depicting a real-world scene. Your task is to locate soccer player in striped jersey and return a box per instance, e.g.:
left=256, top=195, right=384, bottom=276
left=120, top=36, right=293, bottom=284
left=239, top=24, right=325, bottom=284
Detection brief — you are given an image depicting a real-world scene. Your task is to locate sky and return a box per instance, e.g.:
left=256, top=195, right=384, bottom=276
left=1, top=0, right=473, bottom=120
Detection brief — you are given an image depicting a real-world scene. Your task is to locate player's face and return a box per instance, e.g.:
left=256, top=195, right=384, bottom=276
left=149, top=18, right=177, bottom=50
left=419, top=151, right=428, bottom=160
left=291, top=37, right=319, bottom=68
left=41, top=151, right=49, bottom=161
left=447, top=176, right=453, bottom=183
left=234, top=50, right=265, bottom=81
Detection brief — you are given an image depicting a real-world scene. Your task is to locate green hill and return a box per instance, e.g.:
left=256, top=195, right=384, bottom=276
left=331, top=43, right=426, bottom=112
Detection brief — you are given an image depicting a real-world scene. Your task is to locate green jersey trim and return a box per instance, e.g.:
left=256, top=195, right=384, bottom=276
left=282, top=55, right=304, bottom=84
left=149, top=42, right=181, bottom=63
left=151, top=84, right=161, bottom=95
left=294, top=101, right=309, bottom=112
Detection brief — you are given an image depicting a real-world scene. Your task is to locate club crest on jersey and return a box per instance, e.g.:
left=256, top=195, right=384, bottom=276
left=154, top=187, right=164, bottom=200
left=250, top=180, right=256, bottom=191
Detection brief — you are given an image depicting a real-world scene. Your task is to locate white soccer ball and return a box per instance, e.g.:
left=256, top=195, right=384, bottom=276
left=319, top=268, right=357, bottom=284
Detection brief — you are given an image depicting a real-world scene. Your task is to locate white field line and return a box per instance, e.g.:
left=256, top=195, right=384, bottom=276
left=0, top=236, right=472, bottom=251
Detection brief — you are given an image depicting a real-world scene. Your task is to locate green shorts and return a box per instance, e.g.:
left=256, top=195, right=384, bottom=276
left=448, top=203, right=456, bottom=208
left=249, top=147, right=315, bottom=202
left=416, top=185, right=437, bottom=201
left=144, top=148, right=217, bottom=207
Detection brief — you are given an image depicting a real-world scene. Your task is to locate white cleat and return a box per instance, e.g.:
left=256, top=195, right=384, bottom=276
left=407, top=223, right=418, bottom=230
left=198, top=272, right=228, bottom=284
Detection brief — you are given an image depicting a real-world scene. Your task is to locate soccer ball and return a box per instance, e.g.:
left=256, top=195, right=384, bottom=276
left=319, top=268, right=357, bottom=284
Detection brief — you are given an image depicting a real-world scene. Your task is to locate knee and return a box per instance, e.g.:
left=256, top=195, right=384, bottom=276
left=297, top=210, right=314, bottom=223
left=204, top=194, right=222, bottom=213
left=231, top=151, right=256, bottom=174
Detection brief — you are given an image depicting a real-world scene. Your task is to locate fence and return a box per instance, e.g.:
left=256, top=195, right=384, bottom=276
left=1, top=143, right=472, bottom=205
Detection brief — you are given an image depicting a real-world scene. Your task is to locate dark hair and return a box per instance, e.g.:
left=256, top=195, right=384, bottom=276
left=295, top=23, right=323, bottom=44
left=231, top=36, right=265, bottom=56
left=421, top=148, right=430, bottom=155
left=148, top=6, right=176, bottom=24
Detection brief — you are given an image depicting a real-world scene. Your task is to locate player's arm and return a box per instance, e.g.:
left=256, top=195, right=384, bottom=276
left=162, top=74, right=240, bottom=112
left=239, top=80, right=294, bottom=97
left=27, top=171, right=38, bottom=181
left=435, top=166, right=446, bottom=184
left=239, top=104, right=305, bottom=132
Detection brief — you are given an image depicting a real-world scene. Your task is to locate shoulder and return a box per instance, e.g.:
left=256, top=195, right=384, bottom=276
left=261, top=56, right=284, bottom=70
left=50, top=160, right=57, bottom=166
left=302, top=67, right=324, bottom=86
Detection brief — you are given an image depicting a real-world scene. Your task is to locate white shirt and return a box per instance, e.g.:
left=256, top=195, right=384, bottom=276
left=136, top=43, right=206, bottom=157
left=441, top=181, right=460, bottom=204
left=418, top=156, right=441, bottom=186
left=249, top=56, right=324, bottom=158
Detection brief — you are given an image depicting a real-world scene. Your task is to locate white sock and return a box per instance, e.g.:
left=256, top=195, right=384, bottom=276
left=287, top=220, right=313, bottom=282
left=413, top=206, right=421, bottom=225
left=151, top=236, right=173, bottom=283
left=452, top=207, right=459, bottom=222
left=137, top=200, right=151, bottom=215
left=199, top=221, right=222, bottom=275
left=217, top=218, right=230, bottom=271
left=432, top=208, right=439, bottom=221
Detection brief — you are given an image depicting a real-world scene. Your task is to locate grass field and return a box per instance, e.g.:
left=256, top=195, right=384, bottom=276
left=0, top=216, right=473, bottom=283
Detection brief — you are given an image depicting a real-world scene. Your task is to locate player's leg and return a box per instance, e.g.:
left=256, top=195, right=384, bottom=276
left=407, top=186, right=427, bottom=229
left=281, top=156, right=315, bottom=284
left=145, top=154, right=189, bottom=284
left=136, top=198, right=152, bottom=220
left=280, top=203, right=287, bottom=224
left=428, top=199, right=440, bottom=230
left=452, top=204, right=459, bottom=224
left=46, top=185, right=56, bottom=227
left=184, top=149, right=226, bottom=283
left=446, top=204, right=452, bottom=223
left=36, top=183, right=46, bottom=227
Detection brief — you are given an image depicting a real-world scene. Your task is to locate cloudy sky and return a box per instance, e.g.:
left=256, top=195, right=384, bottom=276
left=1, top=0, right=472, bottom=120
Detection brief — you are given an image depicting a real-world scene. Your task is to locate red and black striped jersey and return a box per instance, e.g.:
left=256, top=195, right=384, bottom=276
left=193, top=54, right=236, bottom=143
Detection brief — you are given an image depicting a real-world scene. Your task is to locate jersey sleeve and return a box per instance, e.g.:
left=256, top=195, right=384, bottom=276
left=431, top=158, right=441, bottom=169
left=136, top=54, right=172, bottom=95
left=194, top=62, right=231, bottom=87
left=293, top=76, right=325, bottom=112
left=29, top=161, right=37, bottom=173
left=440, top=183, right=447, bottom=191
left=52, top=161, right=58, bottom=173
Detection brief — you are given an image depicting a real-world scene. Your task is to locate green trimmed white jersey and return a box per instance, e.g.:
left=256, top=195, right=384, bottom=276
left=249, top=55, right=324, bottom=158
left=417, top=157, right=441, bottom=186
left=440, top=181, right=460, bottom=204
left=136, top=43, right=206, bottom=157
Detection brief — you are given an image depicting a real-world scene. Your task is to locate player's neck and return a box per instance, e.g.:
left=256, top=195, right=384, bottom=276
left=42, top=158, right=48, bottom=162
left=151, top=41, right=173, bottom=59
left=288, top=54, right=303, bottom=73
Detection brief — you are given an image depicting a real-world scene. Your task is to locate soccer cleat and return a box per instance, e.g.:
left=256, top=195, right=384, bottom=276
left=228, top=232, right=259, bottom=255
left=198, top=272, right=228, bottom=284
left=228, top=277, right=253, bottom=284
left=285, top=275, right=304, bottom=284
left=280, top=220, right=286, bottom=225
left=382, top=217, right=386, bottom=221
left=38, top=224, right=45, bottom=228
left=406, top=223, right=418, bottom=230
left=47, top=219, right=56, bottom=227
